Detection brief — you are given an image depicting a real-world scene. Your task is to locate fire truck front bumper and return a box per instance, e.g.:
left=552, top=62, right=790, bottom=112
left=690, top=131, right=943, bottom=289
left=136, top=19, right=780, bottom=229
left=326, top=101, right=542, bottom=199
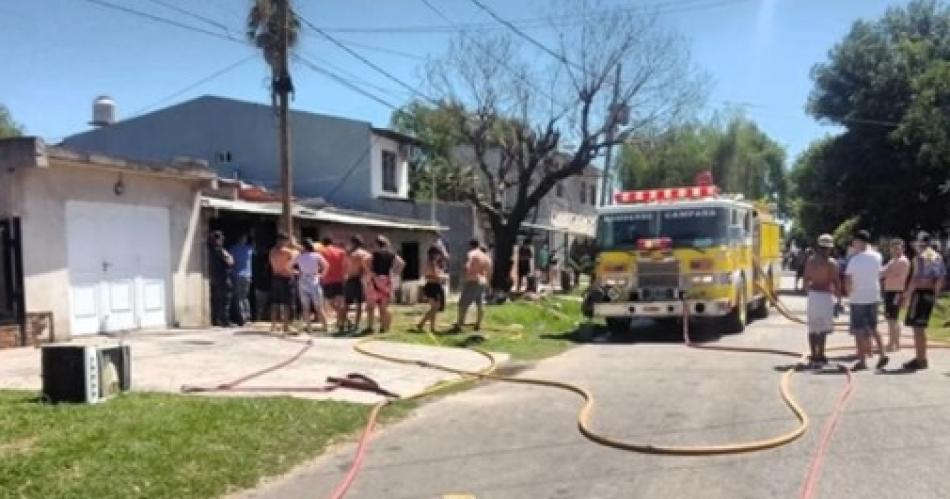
left=593, top=298, right=733, bottom=319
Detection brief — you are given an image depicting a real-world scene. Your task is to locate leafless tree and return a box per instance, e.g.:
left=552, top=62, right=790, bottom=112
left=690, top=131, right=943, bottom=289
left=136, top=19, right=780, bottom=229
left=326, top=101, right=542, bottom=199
left=425, top=3, right=706, bottom=292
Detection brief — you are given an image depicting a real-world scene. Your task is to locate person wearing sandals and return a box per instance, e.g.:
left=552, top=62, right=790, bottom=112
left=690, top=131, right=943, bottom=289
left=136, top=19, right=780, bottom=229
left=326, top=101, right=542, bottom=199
left=417, top=246, right=447, bottom=333
left=881, top=239, right=911, bottom=352
left=804, top=234, right=842, bottom=367
left=901, top=232, right=946, bottom=370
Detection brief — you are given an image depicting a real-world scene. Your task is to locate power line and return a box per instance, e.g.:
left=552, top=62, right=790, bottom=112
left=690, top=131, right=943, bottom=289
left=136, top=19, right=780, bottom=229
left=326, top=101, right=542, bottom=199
left=82, top=0, right=241, bottom=43
left=130, top=54, right=258, bottom=117
left=144, top=0, right=235, bottom=36
left=296, top=13, right=438, bottom=105
left=294, top=54, right=399, bottom=109
left=324, top=137, right=376, bottom=202
left=467, top=0, right=583, bottom=72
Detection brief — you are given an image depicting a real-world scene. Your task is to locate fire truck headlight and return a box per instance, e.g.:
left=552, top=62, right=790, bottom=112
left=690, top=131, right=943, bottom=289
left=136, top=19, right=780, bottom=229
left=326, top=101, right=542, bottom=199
left=603, top=277, right=630, bottom=288
left=689, top=274, right=715, bottom=285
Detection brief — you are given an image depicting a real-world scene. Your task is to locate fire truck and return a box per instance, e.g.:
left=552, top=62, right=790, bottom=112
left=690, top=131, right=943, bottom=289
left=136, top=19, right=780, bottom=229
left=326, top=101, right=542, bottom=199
left=582, top=179, right=782, bottom=334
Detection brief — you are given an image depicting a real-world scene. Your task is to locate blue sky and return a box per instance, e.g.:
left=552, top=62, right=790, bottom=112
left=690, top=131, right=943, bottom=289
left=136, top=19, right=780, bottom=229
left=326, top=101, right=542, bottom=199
left=1, top=0, right=901, bottom=162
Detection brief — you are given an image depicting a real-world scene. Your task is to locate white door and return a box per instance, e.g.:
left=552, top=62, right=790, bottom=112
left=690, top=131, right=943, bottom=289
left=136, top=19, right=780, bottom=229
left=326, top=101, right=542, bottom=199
left=66, top=201, right=171, bottom=335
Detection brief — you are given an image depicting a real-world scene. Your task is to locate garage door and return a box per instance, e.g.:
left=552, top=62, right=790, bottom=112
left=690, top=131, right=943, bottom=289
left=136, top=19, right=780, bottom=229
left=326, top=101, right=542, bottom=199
left=66, top=201, right=171, bottom=335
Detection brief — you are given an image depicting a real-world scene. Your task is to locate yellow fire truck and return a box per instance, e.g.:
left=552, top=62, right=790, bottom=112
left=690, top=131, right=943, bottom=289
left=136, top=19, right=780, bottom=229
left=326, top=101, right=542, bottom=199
left=582, top=181, right=782, bottom=334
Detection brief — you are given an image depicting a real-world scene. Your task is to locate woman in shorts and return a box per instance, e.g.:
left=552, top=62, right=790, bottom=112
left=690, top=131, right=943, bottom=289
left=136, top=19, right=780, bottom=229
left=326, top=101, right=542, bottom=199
left=416, top=247, right=447, bottom=333
left=902, top=232, right=946, bottom=370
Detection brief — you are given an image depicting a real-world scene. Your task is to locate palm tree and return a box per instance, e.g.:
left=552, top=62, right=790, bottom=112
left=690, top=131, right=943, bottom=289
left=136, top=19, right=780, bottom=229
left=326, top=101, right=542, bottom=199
left=247, top=0, right=300, bottom=237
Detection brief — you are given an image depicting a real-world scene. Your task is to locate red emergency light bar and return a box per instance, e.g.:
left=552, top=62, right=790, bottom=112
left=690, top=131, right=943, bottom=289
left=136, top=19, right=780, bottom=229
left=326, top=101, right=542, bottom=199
left=614, top=184, right=720, bottom=204
left=637, top=237, right=672, bottom=251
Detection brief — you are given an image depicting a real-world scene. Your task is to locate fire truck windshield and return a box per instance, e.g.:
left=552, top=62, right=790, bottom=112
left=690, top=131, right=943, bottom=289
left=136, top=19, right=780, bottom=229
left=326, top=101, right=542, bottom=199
left=597, top=207, right=730, bottom=249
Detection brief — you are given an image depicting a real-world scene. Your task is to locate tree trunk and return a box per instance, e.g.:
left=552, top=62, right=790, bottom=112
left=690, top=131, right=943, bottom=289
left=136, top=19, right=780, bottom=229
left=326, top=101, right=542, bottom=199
left=491, top=223, right=517, bottom=295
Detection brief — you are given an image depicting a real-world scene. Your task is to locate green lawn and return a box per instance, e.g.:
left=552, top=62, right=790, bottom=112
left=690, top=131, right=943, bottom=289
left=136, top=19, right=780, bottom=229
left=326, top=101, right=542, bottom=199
left=929, top=295, right=950, bottom=342
left=0, top=391, right=411, bottom=499
left=383, top=295, right=589, bottom=361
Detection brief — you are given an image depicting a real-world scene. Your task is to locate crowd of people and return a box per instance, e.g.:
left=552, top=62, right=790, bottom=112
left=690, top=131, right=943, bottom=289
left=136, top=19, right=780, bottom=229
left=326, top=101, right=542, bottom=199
left=208, top=231, right=493, bottom=336
left=802, top=230, right=946, bottom=372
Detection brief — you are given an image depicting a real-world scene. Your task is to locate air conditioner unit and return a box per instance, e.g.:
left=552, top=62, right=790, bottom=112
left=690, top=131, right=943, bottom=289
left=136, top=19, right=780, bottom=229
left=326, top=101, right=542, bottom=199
left=41, top=345, right=131, bottom=404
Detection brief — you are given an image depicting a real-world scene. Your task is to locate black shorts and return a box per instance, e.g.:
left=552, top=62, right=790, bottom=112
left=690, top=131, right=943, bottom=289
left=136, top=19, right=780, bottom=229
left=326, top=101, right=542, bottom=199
left=344, top=277, right=365, bottom=305
left=905, top=290, right=935, bottom=328
left=883, top=291, right=902, bottom=320
left=322, top=281, right=344, bottom=300
left=270, top=276, right=293, bottom=305
left=422, top=282, right=445, bottom=311
left=518, top=260, right=531, bottom=277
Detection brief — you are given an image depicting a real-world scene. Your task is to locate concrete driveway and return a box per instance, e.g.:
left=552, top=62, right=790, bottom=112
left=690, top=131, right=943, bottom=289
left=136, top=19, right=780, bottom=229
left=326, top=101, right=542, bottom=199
left=239, top=280, right=950, bottom=499
left=0, top=328, right=499, bottom=404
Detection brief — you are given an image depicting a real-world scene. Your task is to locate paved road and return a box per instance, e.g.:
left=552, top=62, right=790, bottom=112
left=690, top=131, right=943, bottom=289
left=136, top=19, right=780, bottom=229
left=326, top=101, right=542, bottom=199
left=241, top=279, right=950, bottom=499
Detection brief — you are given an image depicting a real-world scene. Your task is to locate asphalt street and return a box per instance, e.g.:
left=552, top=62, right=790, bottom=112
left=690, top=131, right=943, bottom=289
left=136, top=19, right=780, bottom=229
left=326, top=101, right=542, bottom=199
left=239, top=277, right=950, bottom=499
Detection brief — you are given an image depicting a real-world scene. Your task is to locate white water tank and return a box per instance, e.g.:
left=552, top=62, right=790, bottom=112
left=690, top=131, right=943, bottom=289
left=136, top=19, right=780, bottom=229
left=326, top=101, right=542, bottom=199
left=90, top=96, right=116, bottom=127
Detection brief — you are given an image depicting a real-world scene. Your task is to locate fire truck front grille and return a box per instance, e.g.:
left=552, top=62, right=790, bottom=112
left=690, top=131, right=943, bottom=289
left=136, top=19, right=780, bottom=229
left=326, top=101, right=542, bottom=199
left=637, top=261, right=679, bottom=290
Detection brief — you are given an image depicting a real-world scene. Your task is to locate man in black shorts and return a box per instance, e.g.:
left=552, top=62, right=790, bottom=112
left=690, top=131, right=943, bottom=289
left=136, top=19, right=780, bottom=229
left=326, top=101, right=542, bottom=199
left=343, top=235, right=371, bottom=330
left=902, top=232, right=946, bottom=370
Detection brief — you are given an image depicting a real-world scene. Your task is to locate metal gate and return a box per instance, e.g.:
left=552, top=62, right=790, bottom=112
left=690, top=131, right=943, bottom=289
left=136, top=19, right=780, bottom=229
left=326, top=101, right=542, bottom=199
left=0, top=218, right=25, bottom=346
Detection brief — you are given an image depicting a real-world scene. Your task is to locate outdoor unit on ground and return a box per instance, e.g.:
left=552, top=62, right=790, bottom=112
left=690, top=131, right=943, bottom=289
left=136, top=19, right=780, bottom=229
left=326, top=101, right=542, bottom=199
left=41, top=345, right=131, bottom=404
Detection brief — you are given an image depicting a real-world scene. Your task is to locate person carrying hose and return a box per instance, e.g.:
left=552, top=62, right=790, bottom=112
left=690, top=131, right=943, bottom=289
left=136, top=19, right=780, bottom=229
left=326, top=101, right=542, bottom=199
left=901, top=232, right=946, bottom=370
left=803, top=234, right=842, bottom=367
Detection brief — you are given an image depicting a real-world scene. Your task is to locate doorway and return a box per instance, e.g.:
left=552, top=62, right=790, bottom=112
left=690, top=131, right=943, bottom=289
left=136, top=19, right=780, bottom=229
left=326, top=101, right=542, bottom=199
left=400, top=241, right=420, bottom=280
left=0, top=218, right=25, bottom=345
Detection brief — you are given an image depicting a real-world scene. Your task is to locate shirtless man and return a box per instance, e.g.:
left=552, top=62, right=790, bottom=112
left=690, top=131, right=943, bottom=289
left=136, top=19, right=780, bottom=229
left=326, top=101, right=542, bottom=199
left=453, top=240, right=492, bottom=332
left=343, top=235, right=372, bottom=331
left=268, top=233, right=299, bottom=334
left=803, top=234, right=842, bottom=366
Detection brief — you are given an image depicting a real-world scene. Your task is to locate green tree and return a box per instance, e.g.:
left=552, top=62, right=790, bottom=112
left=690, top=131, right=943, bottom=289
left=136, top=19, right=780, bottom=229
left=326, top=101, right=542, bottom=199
left=801, top=0, right=950, bottom=237
left=0, top=105, right=22, bottom=138
left=617, top=115, right=788, bottom=215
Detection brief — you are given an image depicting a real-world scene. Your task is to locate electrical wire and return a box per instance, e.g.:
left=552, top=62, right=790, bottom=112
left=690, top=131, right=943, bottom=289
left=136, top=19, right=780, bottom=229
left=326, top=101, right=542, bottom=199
left=294, top=54, right=399, bottom=110
left=144, top=0, right=235, bottom=36
left=297, top=14, right=439, bottom=105
left=129, top=54, right=258, bottom=117
left=467, top=0, right=583, bottom=73
left=82, top=0, right=241, bottom=43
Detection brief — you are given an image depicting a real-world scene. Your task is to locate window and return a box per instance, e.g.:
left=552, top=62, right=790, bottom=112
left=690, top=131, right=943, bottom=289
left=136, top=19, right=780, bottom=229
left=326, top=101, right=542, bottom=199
left=556, top=182, right=564, bottom=197
left=579, top=182, right=587, bottom=204
left=589, top=185, right=596, bottom=205
left=216, top=151, right=233, bottom=163
left=382, top=150, right=397, bottom=193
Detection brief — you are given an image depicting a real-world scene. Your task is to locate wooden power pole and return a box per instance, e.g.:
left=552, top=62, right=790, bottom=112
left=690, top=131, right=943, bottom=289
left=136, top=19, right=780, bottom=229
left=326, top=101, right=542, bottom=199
left=277, top=0, right=294, bottom=237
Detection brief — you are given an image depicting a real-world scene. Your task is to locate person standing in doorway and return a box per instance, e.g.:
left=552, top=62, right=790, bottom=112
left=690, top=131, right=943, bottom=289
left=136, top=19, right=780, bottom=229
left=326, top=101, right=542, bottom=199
left=296, top=239, right=328, bottom=333
left=804, top=234, right=841, bottom=367
left=417, top=246, right=447, bottom=333
left=228, top=233, right=254, bottom=326
left=881, top=239, right=910, bottom=352
left=365, top=235, right=405, bottom=334
left=537, top=243, right=550, bottom=285
left=269, top=233, right=298, bottom=335
left=901, top=232, right=946, bottom=370
left=319, top=236, right=347, bottom=332
left=845, top=230, right=888, bottom=370
left=209, top=231, right=234, bottom=327
left=517, top=242, right=533, bottom=292
left=454, top=240, right=492, bottom=333
left=343, top=235, right=371, bottom=331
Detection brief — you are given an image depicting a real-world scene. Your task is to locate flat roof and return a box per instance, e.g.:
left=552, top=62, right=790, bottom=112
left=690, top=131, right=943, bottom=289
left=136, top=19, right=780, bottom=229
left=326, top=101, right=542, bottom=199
left=201, top=196, right=446, bottom=232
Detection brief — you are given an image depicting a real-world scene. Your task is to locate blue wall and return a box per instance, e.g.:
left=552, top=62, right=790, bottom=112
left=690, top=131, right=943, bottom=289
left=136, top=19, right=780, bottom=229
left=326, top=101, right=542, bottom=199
left=62, top=96, right=374, bottom=206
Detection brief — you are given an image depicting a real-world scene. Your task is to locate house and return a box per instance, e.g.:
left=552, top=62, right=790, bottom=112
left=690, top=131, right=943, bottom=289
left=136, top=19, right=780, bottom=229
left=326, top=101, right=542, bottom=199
left=61, top=95, right=479, bottom=283
left=0, top=137, right=215, bottom=344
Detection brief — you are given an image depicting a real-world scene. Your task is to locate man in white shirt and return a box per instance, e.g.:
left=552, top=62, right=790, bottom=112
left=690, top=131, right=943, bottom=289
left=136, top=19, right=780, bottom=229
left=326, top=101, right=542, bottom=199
left=844, top=230, right=888, bottom=371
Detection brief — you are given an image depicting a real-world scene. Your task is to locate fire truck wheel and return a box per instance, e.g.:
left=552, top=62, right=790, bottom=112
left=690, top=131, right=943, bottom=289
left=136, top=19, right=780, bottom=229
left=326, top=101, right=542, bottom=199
left=605, top=318, right=632, bottom=335
left=721, top=283, right=747, bottom=334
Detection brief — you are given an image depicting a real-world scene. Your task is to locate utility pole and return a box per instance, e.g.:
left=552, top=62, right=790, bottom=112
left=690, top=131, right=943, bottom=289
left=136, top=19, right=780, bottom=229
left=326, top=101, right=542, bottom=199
left=277, top=0, right=294, bottom=237
left=599, top=63, right=623, bottom=207
left=430, top=165, right=436, bottom=226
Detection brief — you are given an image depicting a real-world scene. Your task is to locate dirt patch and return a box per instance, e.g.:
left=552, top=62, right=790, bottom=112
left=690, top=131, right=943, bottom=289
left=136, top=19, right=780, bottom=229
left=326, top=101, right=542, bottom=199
left=0, top=437, right=37, bottom=457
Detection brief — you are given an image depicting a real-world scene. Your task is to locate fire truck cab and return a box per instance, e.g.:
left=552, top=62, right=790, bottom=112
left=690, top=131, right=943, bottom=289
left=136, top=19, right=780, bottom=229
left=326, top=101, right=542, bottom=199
left=583, top=182, right=782, bottom=335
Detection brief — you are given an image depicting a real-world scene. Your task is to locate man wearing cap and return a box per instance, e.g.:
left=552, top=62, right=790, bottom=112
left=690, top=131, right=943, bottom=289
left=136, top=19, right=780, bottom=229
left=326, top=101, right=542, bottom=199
left=844, top=230, right=888, bottom=370
left=803, top=234, right=842, bottom=366
left=901, top=232, right=946, bottom=370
